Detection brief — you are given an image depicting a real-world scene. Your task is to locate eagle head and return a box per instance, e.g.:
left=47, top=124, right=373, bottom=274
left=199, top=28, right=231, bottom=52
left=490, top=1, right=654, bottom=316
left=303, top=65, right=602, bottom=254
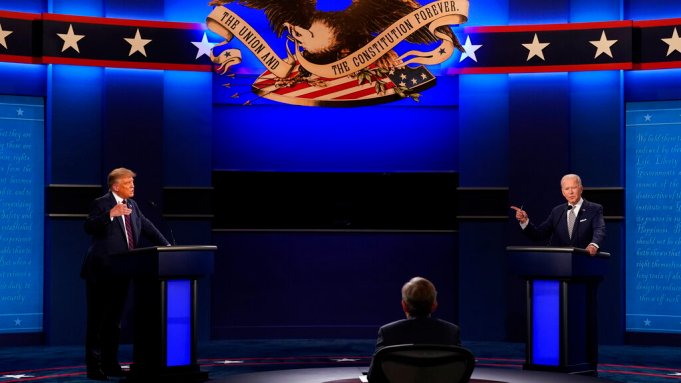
left=285, top=19, right=341, bottom=59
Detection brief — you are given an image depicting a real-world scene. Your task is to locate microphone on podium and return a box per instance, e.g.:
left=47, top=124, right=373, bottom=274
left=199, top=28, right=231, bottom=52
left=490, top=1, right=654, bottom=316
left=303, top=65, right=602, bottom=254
left=147, top=200, right=177, bottom=246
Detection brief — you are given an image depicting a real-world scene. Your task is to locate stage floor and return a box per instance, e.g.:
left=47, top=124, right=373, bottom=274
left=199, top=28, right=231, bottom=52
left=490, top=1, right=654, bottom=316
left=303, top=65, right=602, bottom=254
left=0, top=340, right=678, bottom=383
left=216, top=366, right=617, bottom=383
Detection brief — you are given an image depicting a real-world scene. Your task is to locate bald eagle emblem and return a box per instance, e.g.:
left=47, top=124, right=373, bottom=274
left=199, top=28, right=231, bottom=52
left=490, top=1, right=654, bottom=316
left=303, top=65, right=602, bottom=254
left=206, top=0, right=469, bottom=106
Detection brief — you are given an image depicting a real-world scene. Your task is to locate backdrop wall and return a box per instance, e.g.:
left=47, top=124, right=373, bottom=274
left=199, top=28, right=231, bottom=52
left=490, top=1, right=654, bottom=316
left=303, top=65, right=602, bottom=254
left=1, top=0, right=680, bottom=347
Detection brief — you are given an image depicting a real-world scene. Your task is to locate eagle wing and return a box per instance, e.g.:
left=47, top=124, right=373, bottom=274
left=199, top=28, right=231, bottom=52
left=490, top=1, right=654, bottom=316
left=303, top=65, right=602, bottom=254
left=342, top=0, right=463, bottom=49
left=210, top=0, right=317, bottom=37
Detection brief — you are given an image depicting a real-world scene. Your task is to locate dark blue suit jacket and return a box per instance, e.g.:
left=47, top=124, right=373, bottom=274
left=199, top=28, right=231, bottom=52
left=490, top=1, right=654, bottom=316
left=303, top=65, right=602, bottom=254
left=367, top=317, right=461, bottom=383
left=522, top=199, right=606, bottom=249
left=81, top=192, right=169, bottom=281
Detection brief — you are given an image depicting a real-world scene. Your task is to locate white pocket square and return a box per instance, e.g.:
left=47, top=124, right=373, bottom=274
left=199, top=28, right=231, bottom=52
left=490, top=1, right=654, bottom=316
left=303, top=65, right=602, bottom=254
left=579, top=218, right=587, bottom=222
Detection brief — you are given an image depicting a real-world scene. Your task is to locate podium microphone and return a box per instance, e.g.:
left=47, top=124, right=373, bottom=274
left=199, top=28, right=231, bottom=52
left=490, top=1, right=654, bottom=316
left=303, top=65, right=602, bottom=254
left=147, top=200, right=177, bottom=246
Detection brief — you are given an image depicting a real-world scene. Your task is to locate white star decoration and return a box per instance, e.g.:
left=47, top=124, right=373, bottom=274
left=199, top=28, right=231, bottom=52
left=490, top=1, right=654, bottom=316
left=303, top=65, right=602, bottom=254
left=644, top=114, right=652, bottom=122
left=57, top=24, right=85, bottom=53
left=523, top=33, right=550, bottom=61
left=16, top=108, right=24, bottom=116
left=124, top=28, right=152, bottom=57
left=590, top=30, right=617, bottom=59
left=14, top=318, right=22, bottom=326
left=0, top=23, right=13, bottom=49
left=662, top=27, right=681, bottom=57
left=191, top=32, right=214, bottom=59
left=459, top=35, right=482, bottom=63
left=643, top=318, right=651, bottom=326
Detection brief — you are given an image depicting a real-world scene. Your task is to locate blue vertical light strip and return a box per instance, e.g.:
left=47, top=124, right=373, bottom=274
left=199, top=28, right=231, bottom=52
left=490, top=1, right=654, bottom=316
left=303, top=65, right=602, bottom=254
left=166, top=280, right=191, bottom=367
left=532, top=280, right=560, bottom=366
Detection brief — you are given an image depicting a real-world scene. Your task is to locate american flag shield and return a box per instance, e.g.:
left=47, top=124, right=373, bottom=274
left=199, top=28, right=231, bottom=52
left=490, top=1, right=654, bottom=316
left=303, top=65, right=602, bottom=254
left=251, top=64, right=436, bottom=106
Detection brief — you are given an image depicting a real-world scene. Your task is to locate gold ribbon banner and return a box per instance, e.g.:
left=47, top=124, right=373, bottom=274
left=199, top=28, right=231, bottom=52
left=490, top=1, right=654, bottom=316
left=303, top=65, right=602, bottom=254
left=207, top=0, right=469, bottom=79
left=206, top=6, right=295, bottom=78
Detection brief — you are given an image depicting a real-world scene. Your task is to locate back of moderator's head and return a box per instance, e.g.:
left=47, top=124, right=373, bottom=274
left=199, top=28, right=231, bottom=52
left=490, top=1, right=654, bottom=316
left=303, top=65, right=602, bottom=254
left=401, top=277, right=437, bottom=318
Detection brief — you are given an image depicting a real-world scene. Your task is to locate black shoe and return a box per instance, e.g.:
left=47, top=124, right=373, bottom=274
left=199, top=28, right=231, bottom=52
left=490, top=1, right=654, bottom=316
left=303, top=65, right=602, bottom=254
left=87, top=368, right=109, bottom=381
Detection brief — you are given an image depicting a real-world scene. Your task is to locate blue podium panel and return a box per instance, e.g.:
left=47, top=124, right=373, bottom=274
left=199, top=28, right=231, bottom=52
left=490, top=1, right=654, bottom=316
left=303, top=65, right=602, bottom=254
left=531, top=280, right=560, bottom=366
left=167, top=280, right=191, bottom=367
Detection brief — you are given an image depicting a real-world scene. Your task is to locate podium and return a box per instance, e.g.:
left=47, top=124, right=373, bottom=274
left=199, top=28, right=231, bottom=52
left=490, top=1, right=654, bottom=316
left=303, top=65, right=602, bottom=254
left=506, top=246, right=610, bottom=376
left=112, top=245, right=216, bottom=383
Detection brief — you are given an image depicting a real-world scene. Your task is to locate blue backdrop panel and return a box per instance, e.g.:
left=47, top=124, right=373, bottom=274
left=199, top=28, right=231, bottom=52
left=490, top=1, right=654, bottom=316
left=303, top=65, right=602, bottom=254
left=49, top=0, right=103, bottom=16
left=458, top=73, right=508, bottom=187
left=102, top=68, right=165, bottom=207
left=104, top=0, right=163, bottom=20
left=569, top=0, right=621, bottom=22
left=624, top=69, right=681, bottom=103
left=597, top=220, right=624, bottom=344
left=164, top=0, right=213, bottom=23
left=625, top=100, right=681, bottom=334
left=211, top=231, right=458, bottom=339
left=458, top=221, right=508, bottom=341
left=626, top=0, right=681, bottom=20
left=508, top=72, right=570, bottom=219
left=45, top=220, right=90, bottom=344
left=0, top=95, right=44, bottom=334
left=49, top=65, right=104, bottom=184
left=0, top=0, right=44, bottom=13
left=569, top=71, right=623, bottom=187
left=163, top=71, right=212, bottom=186
left=465, top=0, right=508, bottom=26
left=212, top=105, right=458, bottom=172
left=509, top=0, right=568, bottom=25
left=0, top=63, right=46, bottom=97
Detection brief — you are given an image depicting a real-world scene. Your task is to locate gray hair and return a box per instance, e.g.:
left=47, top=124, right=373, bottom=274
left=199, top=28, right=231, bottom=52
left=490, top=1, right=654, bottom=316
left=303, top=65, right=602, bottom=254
left=561, top=174, right=582, bottom=187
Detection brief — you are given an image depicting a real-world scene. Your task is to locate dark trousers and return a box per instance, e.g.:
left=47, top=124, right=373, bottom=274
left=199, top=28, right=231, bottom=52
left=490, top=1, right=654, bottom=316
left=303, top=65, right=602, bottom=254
left=85, top=277, right=130, bottom=371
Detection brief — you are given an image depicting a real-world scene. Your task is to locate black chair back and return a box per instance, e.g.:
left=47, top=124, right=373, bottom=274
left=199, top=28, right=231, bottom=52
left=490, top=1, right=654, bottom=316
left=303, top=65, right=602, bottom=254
left=375, top=344, right=475, bottom=383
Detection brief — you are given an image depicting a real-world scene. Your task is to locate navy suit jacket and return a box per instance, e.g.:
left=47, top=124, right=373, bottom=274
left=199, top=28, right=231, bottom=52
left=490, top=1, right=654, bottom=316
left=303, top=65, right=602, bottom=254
left=522, top=199, right=606, bottom=249
left=367, top=317, right=461, bottom=383
left=81, top=191, right=169, bottom=281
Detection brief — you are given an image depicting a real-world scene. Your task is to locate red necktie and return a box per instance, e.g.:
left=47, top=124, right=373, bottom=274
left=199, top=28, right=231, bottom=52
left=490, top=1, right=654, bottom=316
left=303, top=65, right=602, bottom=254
left=122, top=200, right=135, bottom=250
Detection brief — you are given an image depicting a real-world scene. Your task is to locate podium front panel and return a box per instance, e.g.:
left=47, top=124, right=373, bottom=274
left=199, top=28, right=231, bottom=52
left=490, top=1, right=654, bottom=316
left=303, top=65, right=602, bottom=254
left=530, top=280, right=560, bottom=366
left=167, top=280, right=191, bottom=367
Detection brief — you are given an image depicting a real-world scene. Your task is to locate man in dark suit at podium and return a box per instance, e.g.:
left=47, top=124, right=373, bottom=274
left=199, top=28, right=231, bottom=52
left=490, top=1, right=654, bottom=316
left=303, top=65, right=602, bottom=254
left=511, top=174, right=606, bottom=255
left=367, top=277, right=461, bottom=383
left=82, top=167, right=170, bottom=380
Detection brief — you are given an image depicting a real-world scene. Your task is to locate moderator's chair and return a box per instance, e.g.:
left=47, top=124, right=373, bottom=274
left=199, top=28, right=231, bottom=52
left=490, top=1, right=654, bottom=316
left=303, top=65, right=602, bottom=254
left=374, top=344, right=475, bottom=383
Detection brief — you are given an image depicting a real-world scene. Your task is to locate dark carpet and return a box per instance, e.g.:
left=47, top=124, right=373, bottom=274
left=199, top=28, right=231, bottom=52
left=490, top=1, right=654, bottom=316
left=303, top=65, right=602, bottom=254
left=0, top=340, right=679, bottom=383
